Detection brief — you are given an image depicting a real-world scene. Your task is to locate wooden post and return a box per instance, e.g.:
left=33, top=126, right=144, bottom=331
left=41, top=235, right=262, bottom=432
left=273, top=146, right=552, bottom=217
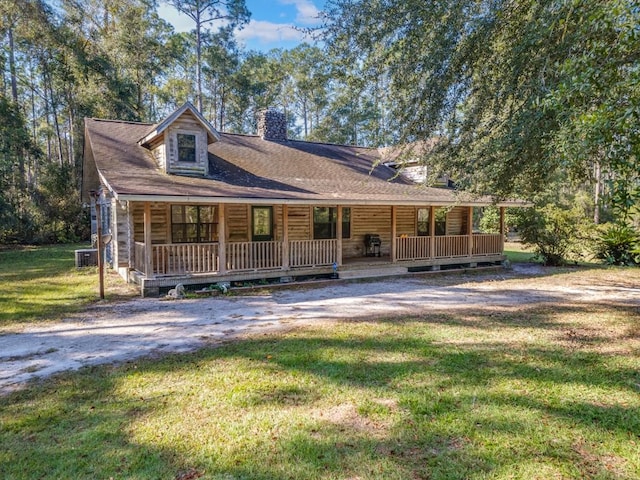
left=143, top=201, right=152, bottom=277
left=468, top=206, right=474, bottom=257
left=92, top=191, right=105, bottom=300
left=336, top=205, right=343, bottom=266
left=429, top=206, right=436, bottom=258
left=282, top=204, right=289, bottom=270
left=218, top=203, right=227, bottom=273
left=127, top=202, right=134, bottom=271
left=499, top=206, right=505, bottom=253
left=165, top=204, right=172, bottom=243
left=391, top=205, right=397, bottom=262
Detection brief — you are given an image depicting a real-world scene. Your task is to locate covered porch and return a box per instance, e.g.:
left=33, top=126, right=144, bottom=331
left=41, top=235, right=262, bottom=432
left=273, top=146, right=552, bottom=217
left=124, top=202, right=505, bottom=295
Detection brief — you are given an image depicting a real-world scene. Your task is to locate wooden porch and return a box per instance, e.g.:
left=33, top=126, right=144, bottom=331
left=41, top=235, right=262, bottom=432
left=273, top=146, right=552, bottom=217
left=127, top=202, right=506, bottom=296
left=132, top=234, right=503, bottom=278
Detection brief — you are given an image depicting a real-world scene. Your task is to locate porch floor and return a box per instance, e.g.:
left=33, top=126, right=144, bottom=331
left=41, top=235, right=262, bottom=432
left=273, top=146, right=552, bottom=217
left=342, top=255, right=392, bottom=266
left=133, top=253, right=505, bottom=296
left=338, top=254, right=504, bottom=280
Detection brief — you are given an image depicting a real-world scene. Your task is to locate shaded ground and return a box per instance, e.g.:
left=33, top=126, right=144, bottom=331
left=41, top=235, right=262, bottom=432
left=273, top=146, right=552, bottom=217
left=1, top=264, right=638, bottom=395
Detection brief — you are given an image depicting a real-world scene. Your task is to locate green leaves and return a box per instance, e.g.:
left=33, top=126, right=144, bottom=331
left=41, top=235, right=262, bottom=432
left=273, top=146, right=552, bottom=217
left=593, top=223, right=640, bottom=266
left=323, top=0, right=640, bottom=216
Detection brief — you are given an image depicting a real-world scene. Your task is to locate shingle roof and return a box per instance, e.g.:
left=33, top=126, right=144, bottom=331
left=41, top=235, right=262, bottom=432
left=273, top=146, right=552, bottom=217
left=84, top=117, right=517, bottom=206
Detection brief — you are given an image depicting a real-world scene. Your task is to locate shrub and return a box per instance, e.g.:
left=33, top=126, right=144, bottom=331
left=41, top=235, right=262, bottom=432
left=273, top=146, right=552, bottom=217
left=514, top=203, right=591, bottom=266
left=478, top=206, right=500, bottom=234
left=593, top=223, right=640, bottom=266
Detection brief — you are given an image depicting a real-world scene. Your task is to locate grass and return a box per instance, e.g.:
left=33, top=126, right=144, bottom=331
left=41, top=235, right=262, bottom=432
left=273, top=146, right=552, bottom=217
left=1, top=273, right=639, bottom=479
left=0, top=244, right=137, bottom=329
left=504, top=241, right=537, bottom=263
left=1, top=244, right=639, bottom=478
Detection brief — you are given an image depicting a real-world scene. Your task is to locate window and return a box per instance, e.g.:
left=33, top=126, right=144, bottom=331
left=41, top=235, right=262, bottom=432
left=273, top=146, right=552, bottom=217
left=313, top=207, right=351, bottom=239
left=177, top=133, right=196, bottom=162
left=171, top=205, right=216, bottom=243
left=417, top=208, right=430, bottom=236
left=435, top=207, right=447, bottom=236
left=252, top=206, right=273, bottom=241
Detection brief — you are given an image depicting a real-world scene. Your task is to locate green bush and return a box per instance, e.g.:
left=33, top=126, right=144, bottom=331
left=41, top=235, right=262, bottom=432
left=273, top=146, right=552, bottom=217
left=513, top=203, right=591, bottom=266
left=593, top=223, right=640, bottom=266
left=478, top=206, right=500, bottom=234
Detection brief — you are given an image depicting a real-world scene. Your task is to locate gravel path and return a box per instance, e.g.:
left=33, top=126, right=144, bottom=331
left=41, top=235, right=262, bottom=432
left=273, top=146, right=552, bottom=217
left=2, top=264, right=638, bottom=395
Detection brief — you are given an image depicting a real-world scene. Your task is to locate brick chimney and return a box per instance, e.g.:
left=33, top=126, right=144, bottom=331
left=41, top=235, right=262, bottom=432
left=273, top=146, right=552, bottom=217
left=257, top=108, right=287, bottom=141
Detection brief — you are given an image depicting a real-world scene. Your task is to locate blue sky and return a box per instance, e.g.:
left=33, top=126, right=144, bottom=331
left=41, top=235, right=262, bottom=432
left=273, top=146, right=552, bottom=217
left=157, top=0, right=327, bottom=52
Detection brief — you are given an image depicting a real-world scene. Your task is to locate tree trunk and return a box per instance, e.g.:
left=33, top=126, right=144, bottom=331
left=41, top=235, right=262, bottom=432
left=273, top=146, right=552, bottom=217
left=303, top=98, right=308, bottom=138
left=196, top=8, right=203, bottom=112
left=219, top=85, right=225, bottom=131
left=43, top=66, right=64, bottom=165
left=8, top=28, right=18, bottom=103
left=594, top=161, right=601, bottom=224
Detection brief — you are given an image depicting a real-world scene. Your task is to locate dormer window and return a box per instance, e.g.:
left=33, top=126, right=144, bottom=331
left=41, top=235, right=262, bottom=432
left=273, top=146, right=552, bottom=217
left=137, top=102, right=220, bottom=176
left=177, top=133, right=196, bottom=163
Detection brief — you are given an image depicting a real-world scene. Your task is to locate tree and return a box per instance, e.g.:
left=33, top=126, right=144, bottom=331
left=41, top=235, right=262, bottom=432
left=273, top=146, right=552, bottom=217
left=202, top=27, right=240, bottom=130
left=0, top=95, right=41, bottom=242
left=226, top=51, right=283, bottom=133
left=164, top=0, right=250, bottom=112
left=322, top=0, right=640, bottom=216
left=280, top=44, right=331, bottom=138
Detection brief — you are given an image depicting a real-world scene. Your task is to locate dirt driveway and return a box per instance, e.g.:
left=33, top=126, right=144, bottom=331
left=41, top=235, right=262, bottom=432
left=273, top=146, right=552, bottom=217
left=1, top=264, right=638, bottom=395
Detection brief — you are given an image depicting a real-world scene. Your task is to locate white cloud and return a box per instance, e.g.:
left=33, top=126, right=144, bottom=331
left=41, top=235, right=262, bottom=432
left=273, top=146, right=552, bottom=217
left=279, top=0, right=322, bottom=26
left=235, top=19, right=307, bottom=44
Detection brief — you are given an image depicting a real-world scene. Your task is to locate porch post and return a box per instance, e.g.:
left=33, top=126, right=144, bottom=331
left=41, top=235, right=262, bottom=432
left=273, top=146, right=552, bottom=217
left=143, top=201, right=152, bottom=276
left=336, top=205, right=343, bottom=266
left=391, top=205, right=397, bottom=262
left=429, top=206, right=436, bottom=258
left=218, top=203, right=227, bottom=274
left=127, top=202, right=134, bottom=271
left=467, top=206, right=474, bottom=257
left=499, top=206, right=505, bottom=253
left=282, top=204, right=289, bottom=270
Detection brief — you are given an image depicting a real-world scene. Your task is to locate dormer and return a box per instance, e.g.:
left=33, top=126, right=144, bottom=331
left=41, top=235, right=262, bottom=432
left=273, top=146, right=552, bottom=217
left=138, top=102, right=219, bottom=176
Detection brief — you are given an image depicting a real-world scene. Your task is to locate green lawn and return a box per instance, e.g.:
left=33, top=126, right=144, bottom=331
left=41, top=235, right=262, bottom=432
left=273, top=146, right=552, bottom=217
left=1, top=282, right=639, bottom=479
left=0, top=244, right=136, bottom=329
left=1, top=244, right=639, bottom=479
left=504, top=241, right=537, bottom=263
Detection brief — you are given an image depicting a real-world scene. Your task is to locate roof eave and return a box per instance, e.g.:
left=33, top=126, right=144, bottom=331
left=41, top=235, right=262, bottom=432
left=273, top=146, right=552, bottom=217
left=112, top=193, right=529, bottom=207
left=137, top=101, right=221, bottom=147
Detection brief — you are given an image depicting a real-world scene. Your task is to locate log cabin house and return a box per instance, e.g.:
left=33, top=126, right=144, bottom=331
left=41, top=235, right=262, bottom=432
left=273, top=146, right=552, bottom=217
left=82, top=102, right=524, bottom=296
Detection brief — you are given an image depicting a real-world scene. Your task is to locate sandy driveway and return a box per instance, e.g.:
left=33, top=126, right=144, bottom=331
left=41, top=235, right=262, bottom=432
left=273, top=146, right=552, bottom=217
left=2, top=265, right=639, bottom=395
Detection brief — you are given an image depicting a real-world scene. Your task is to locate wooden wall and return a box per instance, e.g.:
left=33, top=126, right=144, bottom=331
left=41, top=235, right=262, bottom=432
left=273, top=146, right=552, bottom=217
left=445, top=206, right=467, bottom=236
left=396, top=206, right=416, bottom=236
left=111, top=198, right=130, bottom=267
left=226, top=204, right=249, bottom=242
left=132, top=202, right=170, bottom=244
left=287, top=206, right=311, bottom=240
left=343, top=206, right=392, bottom=257
left=149, top=136, right=166, bottom=170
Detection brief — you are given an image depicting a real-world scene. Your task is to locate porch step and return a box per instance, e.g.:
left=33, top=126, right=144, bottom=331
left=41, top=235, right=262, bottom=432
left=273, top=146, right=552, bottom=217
left=338, top=265, right=408, bottom=280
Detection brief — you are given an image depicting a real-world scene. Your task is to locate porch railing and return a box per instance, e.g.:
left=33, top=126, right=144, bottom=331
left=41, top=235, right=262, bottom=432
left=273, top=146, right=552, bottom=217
left=289, top=239, right=337, bottom=267
left=473, top=234, right=502, bottom=256
left=395, top=234, right=502, bottom=261
left=434, top=235, right=469, bottom=258
left=152, top=242, right=219, bottom=275
left=396, top=236, right=431, bottom=261
left=134, top=241, right=146, bottom=273
left=135, top=235, right=501, bottom=277
left=227, top=241, right=282, bottom=271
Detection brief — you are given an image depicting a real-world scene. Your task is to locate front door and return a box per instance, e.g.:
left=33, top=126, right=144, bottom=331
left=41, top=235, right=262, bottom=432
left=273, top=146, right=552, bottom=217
left=252, top=206, right=273, bottom=241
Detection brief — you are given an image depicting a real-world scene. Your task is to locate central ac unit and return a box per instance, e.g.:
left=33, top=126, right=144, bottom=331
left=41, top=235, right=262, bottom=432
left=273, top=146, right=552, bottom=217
left=75, top=249, right=98, bottom=268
